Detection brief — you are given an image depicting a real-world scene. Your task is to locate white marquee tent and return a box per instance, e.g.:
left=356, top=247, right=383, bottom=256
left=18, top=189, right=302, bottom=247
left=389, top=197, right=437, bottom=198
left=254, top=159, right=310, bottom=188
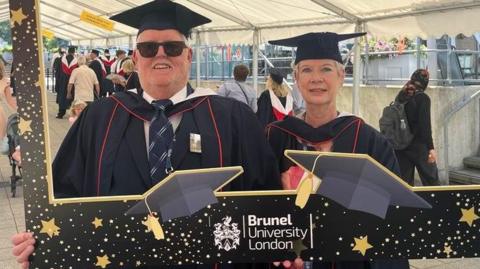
left=2, top=0, right=480, bottom=46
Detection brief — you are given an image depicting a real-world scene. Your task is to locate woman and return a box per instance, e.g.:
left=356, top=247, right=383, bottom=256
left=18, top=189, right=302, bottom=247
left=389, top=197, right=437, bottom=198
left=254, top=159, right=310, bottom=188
left=257, top=67, right=293, bottom=127
left=266, top=32, right=408, bottom=269
left=395, top=69, right=439, bottom=186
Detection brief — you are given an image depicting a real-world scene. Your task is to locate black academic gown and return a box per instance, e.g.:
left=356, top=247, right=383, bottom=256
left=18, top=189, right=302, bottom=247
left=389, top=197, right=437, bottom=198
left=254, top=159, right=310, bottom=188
left=266, top=115, right=409, bottom=269
left=89, top=59, right=105, bottom=96
left=256, top=90, right=288, bottom=128
left=53, top=56, right=62, bottom=93
left=56, top=55, right=76, bottom=111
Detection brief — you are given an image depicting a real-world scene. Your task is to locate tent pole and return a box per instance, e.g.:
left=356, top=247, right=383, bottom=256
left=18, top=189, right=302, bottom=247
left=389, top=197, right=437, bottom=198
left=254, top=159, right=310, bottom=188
left=196, top=31, right=201, bottom=88
left=352, top=23, right=363, bottom=115
left=252, top=29, right=259, bottom=95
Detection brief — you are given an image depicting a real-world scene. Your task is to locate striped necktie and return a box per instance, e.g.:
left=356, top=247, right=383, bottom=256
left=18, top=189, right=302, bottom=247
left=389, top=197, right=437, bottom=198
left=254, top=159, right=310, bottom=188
left=148, top=99, right=174, bottom=183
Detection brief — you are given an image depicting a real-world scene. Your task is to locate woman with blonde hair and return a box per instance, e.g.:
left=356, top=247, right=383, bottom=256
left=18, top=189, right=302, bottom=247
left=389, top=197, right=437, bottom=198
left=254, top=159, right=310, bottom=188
left=256, top=67, right=293, bottom=127
left=110, top=59, right=141, bottom=92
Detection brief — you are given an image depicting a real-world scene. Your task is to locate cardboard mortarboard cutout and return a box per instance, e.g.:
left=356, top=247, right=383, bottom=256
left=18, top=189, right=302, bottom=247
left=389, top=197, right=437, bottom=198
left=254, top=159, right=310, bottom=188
left=285, top=150, right=432, bottom=219
left=125, top=167, right=243, bottom=239
left=269, top=32, right=366, bottom=64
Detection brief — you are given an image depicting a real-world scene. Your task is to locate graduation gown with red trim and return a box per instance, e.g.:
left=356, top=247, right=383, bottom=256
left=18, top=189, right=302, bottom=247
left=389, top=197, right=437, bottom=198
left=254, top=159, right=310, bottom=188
left=266, top=115, right=408, bottom=269
left=56, top=54, right=78, bottom=110
left=256, top=90, right=293, bottom=128
left=52, top=85, right=280, bottom=197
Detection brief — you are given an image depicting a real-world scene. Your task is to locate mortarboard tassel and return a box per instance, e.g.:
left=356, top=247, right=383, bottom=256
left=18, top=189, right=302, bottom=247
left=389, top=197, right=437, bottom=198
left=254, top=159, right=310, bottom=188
left=146, top=213, right=165, bottom=240
left=295, top=172, right=314, bottom=209
left=295, top=154, right=322, bottom=209
left=142, top=195, right=165, bottom=240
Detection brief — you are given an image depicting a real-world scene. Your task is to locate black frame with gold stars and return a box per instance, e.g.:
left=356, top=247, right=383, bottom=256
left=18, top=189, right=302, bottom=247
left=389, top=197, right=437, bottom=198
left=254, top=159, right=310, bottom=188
left=11, top=0, right=480, bottom=268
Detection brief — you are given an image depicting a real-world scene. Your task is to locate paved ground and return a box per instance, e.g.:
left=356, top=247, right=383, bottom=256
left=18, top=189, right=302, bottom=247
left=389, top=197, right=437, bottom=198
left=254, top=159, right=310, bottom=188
left=0, top=90, right=479, bottom=268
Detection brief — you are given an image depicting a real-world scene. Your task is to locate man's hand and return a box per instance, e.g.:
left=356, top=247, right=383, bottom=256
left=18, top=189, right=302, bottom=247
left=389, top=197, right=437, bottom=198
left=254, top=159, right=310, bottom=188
left=11, top=232, right=35, bottom=269
left=428, top=149, right=437, bottom=163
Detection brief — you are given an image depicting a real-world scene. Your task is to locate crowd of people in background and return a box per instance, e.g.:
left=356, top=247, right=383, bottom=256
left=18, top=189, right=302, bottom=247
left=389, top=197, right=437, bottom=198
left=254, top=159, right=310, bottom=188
left=50, top=46, right=137, bottom=120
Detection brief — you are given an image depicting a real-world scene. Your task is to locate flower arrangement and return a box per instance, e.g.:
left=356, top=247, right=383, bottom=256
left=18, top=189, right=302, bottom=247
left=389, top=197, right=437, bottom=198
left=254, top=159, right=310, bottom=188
left=360, top=36, right=426, bottom=60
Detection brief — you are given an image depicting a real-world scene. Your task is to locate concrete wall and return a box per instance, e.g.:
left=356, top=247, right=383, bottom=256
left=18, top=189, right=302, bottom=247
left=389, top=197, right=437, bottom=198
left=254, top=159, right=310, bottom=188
left=194, top=80, right=480, bottom=183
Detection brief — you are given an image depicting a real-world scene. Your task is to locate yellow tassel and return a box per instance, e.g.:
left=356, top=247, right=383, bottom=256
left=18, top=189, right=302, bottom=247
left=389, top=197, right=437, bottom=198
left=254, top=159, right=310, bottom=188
left=295, top=173, right=314, bottom=209
left=142, top=214, right=165, bottom=240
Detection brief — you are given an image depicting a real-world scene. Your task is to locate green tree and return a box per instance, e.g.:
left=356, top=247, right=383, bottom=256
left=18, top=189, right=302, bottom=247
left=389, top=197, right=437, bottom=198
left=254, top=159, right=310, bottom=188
left=0, top=21, right=12, bottom=44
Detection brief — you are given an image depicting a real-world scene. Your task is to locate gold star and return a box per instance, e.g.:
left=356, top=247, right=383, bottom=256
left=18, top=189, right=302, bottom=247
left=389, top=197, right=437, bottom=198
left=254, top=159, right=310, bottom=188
left=92, top=217, right=103, bottom=229
left=96, top=254, right=111, bottom=268
left=11, top=8, right=27, bottom=26
left=39, top=218, right=60, bottom=238
left=352, top=236, right=373, bottom=256
left=443, top=245, right=453, bottom=257
left=142, top=214, right=164, bottom=240
left=18, top=118, right=32, bottom=135
left=459, top=207, right=479, bottom=227
left=291, top=239, right=308, bottom=257
left=136, top=260, right=142, bottom=267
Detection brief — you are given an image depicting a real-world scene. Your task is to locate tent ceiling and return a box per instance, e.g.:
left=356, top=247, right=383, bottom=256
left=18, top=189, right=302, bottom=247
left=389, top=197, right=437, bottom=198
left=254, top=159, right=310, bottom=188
left=2, top=0, right=480, bottom=45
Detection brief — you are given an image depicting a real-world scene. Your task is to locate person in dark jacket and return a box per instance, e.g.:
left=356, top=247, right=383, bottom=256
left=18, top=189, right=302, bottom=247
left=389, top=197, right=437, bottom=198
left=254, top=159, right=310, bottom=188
left=394, top=69, right=440, bottom=186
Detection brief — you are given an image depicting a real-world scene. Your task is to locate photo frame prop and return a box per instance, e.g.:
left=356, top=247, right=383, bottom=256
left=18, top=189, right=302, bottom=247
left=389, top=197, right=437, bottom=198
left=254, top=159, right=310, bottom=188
left=10, top=0, right=480, bottom=268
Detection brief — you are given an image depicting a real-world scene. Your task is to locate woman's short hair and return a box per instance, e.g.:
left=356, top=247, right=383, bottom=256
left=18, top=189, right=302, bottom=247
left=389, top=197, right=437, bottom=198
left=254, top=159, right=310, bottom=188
left=121, top=59, right=135, bottom=73
left=233, top=64, right=249, bottom=82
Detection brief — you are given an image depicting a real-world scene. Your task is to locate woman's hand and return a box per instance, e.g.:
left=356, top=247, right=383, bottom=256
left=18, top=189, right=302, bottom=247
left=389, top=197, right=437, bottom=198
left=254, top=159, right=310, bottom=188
left=11, top=232, right=35, bottom=269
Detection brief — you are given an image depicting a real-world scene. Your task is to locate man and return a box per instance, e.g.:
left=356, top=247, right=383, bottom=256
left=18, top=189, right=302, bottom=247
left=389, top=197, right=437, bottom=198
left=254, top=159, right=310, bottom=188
left=56, top=46, right=78, bottom=119
left=12, top=1, right=279, bottom=267
left=66, top=55, right=100, bottom=103
left=217, top=64, right=257, bottom=112
left=52, top=49, right=65, bottom=94
left=88, top=49, right=107, bottom=97
left=266, top=32, right=408, bottom=269
left=99, top=49, right=115, bottom=74
left=394, top=69, right=440, bottom=186
left=100, top=49, right=116, bottom=95
left=111, top=49, right=128, bottom=75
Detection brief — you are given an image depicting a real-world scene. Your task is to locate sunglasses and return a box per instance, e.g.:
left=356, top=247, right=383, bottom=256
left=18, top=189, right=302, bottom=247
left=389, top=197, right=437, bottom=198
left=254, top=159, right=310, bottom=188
left=136, top=41, right=188, bottom=58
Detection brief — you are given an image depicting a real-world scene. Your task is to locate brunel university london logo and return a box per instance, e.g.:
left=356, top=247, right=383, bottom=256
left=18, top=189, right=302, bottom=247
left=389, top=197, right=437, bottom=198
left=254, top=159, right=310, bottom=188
left=213, top=216, right=241, bottom=251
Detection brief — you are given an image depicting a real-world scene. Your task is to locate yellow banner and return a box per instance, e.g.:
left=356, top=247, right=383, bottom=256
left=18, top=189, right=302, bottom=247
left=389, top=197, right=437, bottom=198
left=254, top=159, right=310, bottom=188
left=41, top=29, right=55, bottom=39
left=80, top=10, right=115, bottom=31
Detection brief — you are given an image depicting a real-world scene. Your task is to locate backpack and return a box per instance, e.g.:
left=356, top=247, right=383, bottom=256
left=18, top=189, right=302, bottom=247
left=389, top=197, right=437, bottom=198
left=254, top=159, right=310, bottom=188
left=379, top=97, right=414, bottom=150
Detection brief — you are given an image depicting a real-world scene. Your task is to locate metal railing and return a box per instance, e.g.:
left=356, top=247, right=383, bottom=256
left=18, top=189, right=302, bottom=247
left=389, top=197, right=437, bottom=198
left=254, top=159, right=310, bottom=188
left=189, top=47, right=480, bottom=86
left=442, top=89, right=480, bottom=184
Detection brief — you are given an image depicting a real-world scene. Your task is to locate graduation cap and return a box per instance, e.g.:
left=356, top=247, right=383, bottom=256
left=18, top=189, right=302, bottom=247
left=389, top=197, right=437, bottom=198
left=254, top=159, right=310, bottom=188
left=109, top=0, right=211, bottom=38
left=269, top=32, right=366, bottom=64
left=269, top=68, right=287, bottom=85
left=126, top=166, right=243, bottom=239
left=285, top=150, right=431, bottom=219
left=91, top=49, right=100, bottom=56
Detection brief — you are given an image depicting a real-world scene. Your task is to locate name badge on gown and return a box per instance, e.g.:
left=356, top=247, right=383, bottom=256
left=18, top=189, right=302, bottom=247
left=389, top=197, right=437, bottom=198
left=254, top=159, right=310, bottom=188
left=189, top=133, right=202, bottom=153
